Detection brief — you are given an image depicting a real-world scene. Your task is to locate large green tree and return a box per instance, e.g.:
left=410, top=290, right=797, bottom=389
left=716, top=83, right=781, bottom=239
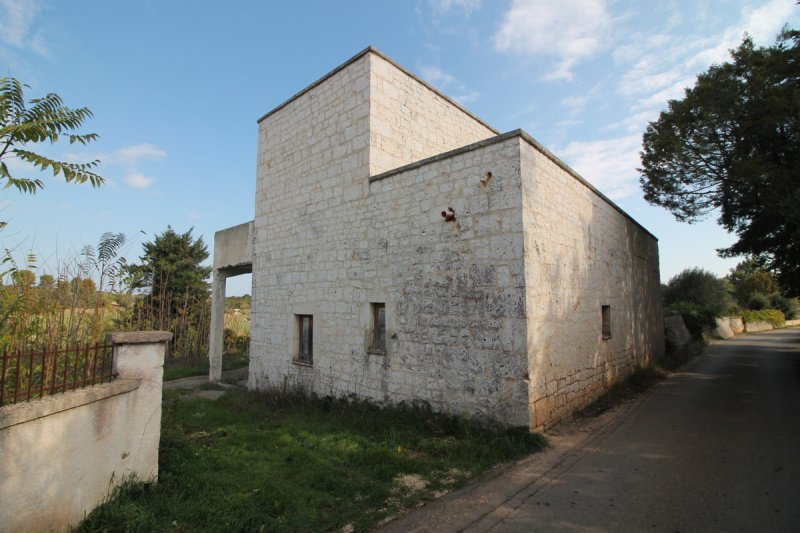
left=725, top=258, right=779, bottom=305
left=0, top=77, right=104, bottom=198
left=126, top=227, right=211, bottom=317
left=639, top=29, right=800, bottom=294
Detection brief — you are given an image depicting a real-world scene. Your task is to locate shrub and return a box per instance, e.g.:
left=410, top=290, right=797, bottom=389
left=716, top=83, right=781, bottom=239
left=742, top=309, right=785, bottom=328
left=747, top=292, right=770, bottom=310
left=663, top=268, right=735, bottom=317
left=769, top=293, right=800, bottom=319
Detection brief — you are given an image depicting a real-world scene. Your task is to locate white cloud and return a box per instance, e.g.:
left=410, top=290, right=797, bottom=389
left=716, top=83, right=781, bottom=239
left=492, top=0, right=612, bottom=81
left=429, top=0, right=482, bottom=14
left=0, top=0, right=40, bottom=46
left=689, top=0, right=795, bottom=69
left=0, top=0, right=46, bottom=54
left=419, top=65, right=457, bottom=87
left=123, top=172, right=154, bottom=189
left=419, top=65, right=481, bottom=104
left=562, top=95, right=590, bottom=110
left=66, top=143, right=166, bottom=189
left=105, top=143, right=167, bottom=166
left=557, top=134, right=643, bottom=200
left=453, top=90, right=481, bottom=104
left=115, top=143, right=167, bottom=161
left=609, top=0, right=795, bottom=141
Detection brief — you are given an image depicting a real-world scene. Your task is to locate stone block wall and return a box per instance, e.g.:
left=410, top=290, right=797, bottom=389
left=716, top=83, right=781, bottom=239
left=368, top=52, right=496, bottom=175
left=249, top=48, right=664, bottom=429
left=251, top=135, right=530, bottom=425
left=252, top=53, right=372, bottom=375
left=519, top=136, right=663, bottom=430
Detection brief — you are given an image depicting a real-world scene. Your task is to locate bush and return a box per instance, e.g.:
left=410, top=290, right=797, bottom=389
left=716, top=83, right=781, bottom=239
left=747, top=292, right=770, bottom=310
left=769, top=293, right=799, bottom=319
left=742, top=309, right=785, bottom=328
left=668, top=301, right=715, bottom=341
left=663, top=268, right=735, bottom=317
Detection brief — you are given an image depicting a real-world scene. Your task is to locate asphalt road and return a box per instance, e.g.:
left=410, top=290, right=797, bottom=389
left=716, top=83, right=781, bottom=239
left=381, top=328, right=800, bottom=533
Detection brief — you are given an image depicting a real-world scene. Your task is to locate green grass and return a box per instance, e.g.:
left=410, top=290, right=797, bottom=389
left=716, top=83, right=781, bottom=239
left=76, top=390, right=546, bottom=532
left=162, top=354, right=249, bottom=382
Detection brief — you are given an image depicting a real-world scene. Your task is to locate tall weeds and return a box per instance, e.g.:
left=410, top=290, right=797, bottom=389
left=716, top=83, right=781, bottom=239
left=0, top=232, right=248, bottom=366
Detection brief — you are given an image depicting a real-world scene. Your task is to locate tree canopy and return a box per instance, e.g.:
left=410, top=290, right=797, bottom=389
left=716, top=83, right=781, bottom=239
left=639, top=28, right=800, bottom=294
left=0, top=77, right=104, bottom=198
left=663, top=268, right=736, bottom=317
left=126, top=227, right=211, bottom=317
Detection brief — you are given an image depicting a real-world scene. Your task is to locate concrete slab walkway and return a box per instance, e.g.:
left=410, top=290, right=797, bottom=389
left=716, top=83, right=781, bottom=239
left=163, top=366, right=248, bottom=391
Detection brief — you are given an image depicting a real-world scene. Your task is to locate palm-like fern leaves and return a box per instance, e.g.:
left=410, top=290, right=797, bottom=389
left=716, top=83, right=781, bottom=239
left=0, top=77, right=104, bottom=194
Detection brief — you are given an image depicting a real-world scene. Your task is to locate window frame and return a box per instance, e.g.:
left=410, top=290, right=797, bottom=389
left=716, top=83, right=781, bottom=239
left=601, top=305, right=612, bottom=340
left=368, top=302, right=386, bottom=354
left=295, top=314, right=313, bottom=365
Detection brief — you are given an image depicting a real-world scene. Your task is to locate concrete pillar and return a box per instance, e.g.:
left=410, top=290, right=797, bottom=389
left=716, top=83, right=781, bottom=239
left=209, top=270, right=226, bottom=382
left=107, top=330, right=171, bottom=480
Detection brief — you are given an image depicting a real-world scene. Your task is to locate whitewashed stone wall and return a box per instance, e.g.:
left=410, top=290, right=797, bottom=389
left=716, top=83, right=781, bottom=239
left=520, top=136, right=664, bottom=429
left=0, top=332, right=169, bottom=533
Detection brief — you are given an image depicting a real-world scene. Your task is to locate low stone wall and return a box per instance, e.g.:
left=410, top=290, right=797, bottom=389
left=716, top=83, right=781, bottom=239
left=727, top=316, right=745, bottom=334
left=0, top=331, right=171, bottom=533
left=713, top=317, right=735, bottom=339
left=744, top=320, right=775, bottom=333
left=785, top=319, right=800, bottom=327
left=664, top=310, right=691, bottom=352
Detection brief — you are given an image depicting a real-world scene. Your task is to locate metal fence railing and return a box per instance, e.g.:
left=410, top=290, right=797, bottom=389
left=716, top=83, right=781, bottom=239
left=0, top=343, right=116, bottom=407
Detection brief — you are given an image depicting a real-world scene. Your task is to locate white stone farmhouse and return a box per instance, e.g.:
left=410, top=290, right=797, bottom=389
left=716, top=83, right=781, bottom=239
left=210, top=47, right=664, bottom=430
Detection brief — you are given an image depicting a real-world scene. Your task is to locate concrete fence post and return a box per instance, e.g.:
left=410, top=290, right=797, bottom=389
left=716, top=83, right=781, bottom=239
left=0, top=331, right=172, bottom=533
left=106, top=331, right=172, bottom=480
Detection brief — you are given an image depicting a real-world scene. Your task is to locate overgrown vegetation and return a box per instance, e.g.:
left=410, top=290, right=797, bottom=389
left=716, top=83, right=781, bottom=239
left=0, top=233, right=127, bottom=352
left=741, top=309, right=786, bottom=328
left=123, top=226, right=213, bottom=363
left=0, top=231, right=249, bottom=378
left=663, top=260, right=798, bottom=348
left=659, top=336, right=706, bottom=372
left=77, top=390, right=546, bottom=532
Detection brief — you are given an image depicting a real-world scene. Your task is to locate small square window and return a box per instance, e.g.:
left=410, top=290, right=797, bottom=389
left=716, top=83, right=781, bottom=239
left=601, top=305, right=611, bottom=339
left=370, top=303, right=386, bottom=353
left=296, top=314, right=313, bottom=364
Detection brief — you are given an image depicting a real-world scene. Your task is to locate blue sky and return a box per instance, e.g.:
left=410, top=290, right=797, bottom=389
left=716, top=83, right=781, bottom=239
left=1, top=0, right=798, bottom=295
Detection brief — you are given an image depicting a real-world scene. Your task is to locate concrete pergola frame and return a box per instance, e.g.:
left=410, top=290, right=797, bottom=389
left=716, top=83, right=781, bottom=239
left=209, top=221, right=253, bottom=382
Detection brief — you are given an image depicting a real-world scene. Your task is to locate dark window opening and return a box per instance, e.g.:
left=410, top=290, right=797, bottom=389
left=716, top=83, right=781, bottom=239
left=297, top=314, right=313, bottom=364
left=370, top=303, right=386, bottom=353
left=601, top=305, right=611, bottom=339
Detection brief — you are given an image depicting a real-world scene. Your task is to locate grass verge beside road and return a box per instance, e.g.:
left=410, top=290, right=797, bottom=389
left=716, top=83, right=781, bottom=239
left=77, top=389, right=546, bottom=532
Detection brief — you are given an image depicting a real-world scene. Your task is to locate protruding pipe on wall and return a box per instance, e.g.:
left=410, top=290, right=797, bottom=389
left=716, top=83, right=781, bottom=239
left=441, top=208, right=455, bottom=222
